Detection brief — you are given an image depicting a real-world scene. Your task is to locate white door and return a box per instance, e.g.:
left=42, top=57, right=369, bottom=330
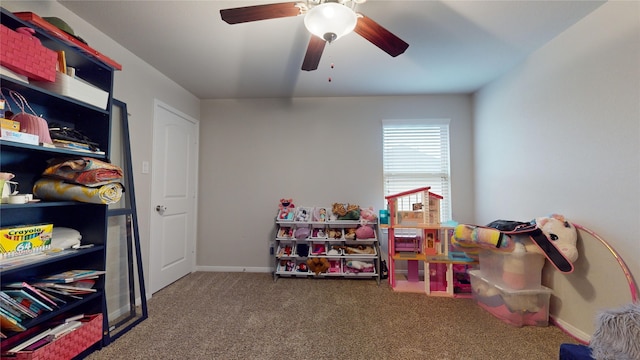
left=149, top=100, right=199, bottom=294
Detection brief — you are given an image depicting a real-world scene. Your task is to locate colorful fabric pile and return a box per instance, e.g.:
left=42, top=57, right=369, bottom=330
left=33, top=157, right=124, bottom=204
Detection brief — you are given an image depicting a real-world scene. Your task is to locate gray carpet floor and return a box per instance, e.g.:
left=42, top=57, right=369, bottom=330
left=86, top=272, right=579, bottom=359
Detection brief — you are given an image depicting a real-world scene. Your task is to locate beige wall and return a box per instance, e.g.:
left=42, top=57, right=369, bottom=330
left=197, top=95, right=474, bottom=270
left=474, top=0, right=639, bottom=340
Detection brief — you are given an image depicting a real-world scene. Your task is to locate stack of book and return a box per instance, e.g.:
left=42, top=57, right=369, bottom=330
left=0, top=283, right=57, bottom=333
left=0, top=269, right=104, bottom=335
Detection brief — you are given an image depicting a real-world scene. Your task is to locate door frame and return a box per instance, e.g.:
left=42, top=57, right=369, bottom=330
left=149, top=99, right=199, bottom=296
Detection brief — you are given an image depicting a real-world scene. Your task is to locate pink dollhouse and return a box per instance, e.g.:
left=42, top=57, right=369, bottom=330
left=385, top=186, right=476, bottom=296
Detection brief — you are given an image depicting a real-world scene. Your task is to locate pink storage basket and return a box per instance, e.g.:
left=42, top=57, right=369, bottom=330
left=8, top=90, right=52, bottom=144
left=0, top=25, right=57, bottom=82
left=9, top=314, right=103, bottom=360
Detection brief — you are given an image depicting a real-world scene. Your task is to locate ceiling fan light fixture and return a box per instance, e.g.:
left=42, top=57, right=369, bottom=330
left=304, top=2, right=357, bottom=43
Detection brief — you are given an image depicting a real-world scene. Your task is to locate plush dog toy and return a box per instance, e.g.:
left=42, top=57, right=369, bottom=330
left=307, top=257, right=330, bottom=275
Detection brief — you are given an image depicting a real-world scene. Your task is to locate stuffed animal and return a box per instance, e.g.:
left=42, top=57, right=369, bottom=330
left=307, top=257, right=330, bottom=275
left=500, top=214, right=578, bottom=288
left=532, top=214, right=578, bottom=263
left=452, top=214, right=578, bottom=290
left=294, top=226, right=310, bottom=240
left=328, top=229, right=342, bottom=239
left=294, top=208, right=309, bottom=222
left=344, top=227, right=356, bottom=240
left=359, top=206, right=377, bottom=222
left=278, top=198, right=295, bottom=220
left=332, top=203, right=360, bottom=220
left=355, top=224, right=375, bottom=239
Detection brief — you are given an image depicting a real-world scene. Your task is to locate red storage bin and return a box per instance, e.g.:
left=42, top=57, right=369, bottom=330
left=7, top=314, right=103, bottom=360
left=0, top=24, right=57, bottom=82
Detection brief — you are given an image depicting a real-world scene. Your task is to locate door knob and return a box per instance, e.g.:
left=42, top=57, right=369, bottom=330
left=155, top=205, right=167, bottom=214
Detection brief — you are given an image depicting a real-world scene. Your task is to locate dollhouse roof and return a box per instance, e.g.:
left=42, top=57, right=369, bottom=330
left=385, top=187, right=443, bottom=200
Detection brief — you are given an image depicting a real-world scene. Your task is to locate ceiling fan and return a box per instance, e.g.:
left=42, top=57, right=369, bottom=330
left=220, top=0, right=409, bottom=71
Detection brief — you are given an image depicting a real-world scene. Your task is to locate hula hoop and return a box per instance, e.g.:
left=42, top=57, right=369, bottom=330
left=572, top=223, right=638, bottom=302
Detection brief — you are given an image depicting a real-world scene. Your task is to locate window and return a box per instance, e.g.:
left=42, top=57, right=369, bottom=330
left=382, top=119, right=451, bottom=221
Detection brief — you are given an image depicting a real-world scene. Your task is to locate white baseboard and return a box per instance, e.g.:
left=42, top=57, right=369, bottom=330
left=551, top=316, right=591, bottom=343
left=195, top=266, right=272, bottom=273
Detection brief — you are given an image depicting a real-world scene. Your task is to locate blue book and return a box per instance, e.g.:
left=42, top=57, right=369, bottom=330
left=3, top=290, right=54, bottom=313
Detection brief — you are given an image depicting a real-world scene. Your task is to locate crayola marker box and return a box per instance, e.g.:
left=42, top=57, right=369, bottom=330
left=0, top=223, right=53, bottom=258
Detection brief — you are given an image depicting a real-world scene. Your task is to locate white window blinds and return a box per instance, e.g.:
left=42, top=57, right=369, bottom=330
left=382, top=119, right=451, bottom=221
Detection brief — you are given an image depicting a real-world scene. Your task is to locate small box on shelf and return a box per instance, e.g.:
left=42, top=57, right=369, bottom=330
left=0, top=223, right=53, bottom=258
left=0, top=129, right=38, bottom=145
left=31, top=72, right=109, bottom=110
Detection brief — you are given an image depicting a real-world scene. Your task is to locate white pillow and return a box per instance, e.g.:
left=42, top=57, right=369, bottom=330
left=50, top=227, right=82, bottom=250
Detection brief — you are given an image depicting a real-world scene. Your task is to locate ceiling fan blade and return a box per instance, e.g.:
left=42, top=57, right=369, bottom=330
left=354, top=14, right=409, bottom=57
left=220, top=2, right=302, bottom=24
left=301, top=36, right=326, bottom=71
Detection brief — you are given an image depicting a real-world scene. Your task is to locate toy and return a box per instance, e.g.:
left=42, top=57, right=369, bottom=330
left=311, top=243, right=326, bottom=255
left=277, top=227, right=293, bottom=238
left=344, top=227, right=356, bottom=240
left=334, top=244, right=375, bottom=255
left=313, top=207, right=327, bottom=222
left=452, top=214, right=578, bottom=279
left=294, top=226, right=310, bottom=240
left=355, top=224, right=375, bottom=239
left=589, top=302, right=640, bottom=360
left=312, top=227, right=326, bottom=238
left=328, top=229, right=342, bottom=239
left=332, top=203, right=360, bottom=220
left=344, top=260, right=374, bottom=273
left=278, top=198, right=295, bottom=220
left=359, top=206, right=377, bottom=222
left=294, top=208, right=309, bottom=221
left=451, top=224, right=513, bottom=253
left=306, top=257, right=330, bottom=275
left=296, top=262, right=308, bottom=272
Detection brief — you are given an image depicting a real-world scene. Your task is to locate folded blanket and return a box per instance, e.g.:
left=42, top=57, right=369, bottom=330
left=33, top=178, right=124, bottom=204
left=43, top=157, right=123, bottom=187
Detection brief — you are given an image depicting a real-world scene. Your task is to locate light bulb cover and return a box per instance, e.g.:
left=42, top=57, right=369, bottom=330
left=304, top=3, right=357, bottom=43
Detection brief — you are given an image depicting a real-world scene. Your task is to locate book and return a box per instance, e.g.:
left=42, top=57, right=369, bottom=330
left=0, top=312, right=26, bottom=332
left=32, top=285, right=82, bottom=300
left=0, top=306, right=22, bottom=323
left=3, top=289, right=54, bottom=313
left=57, top=51, right=67, bottom=75
left=4, top=282, right=59, bottom=308
left=48, top=280, right=97, bottom=294
left=6, top=327, right=53, bottom=353
left=38, top=269, right=105, bottom=283
left=0, top=291, right=38, bottom=319
left=0, top=298, right=27, bottom=321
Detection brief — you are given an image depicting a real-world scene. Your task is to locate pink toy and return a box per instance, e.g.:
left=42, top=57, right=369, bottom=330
left=278, top=198, right=295, bottom=220
left=355, top=225, right=375, bottom=239
left=359, top=206, right=377, bottom=222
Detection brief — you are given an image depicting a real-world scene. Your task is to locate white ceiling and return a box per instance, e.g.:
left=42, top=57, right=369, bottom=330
left=58, top=0, right=605, bottom=99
